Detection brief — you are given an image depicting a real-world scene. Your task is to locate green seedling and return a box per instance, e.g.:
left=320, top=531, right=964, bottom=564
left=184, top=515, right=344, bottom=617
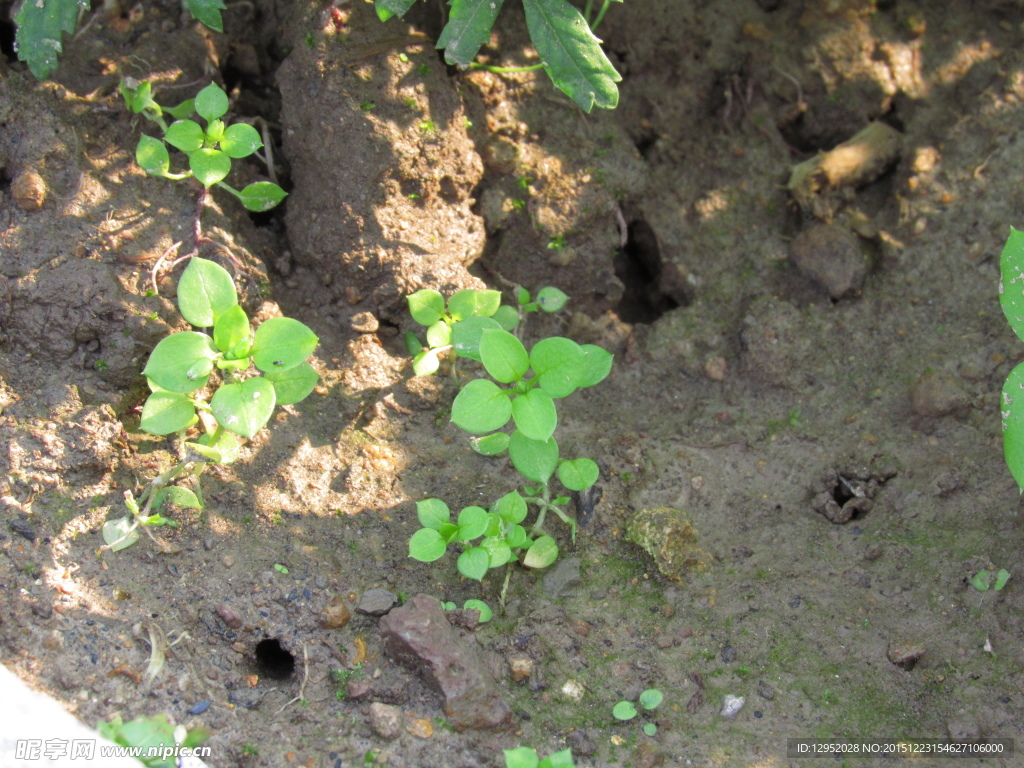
left=100, top=257, right=318, bottom=554
left=613, top=688, right=663, bottom=734
left=503, top=746, right=575, bottom=768
left=98, top=714, right=209, bottom=768
left=999, top=227, right=1024, bottom=491
left=440, top=597, right=494, bottom=621
left=970, top=569, right=1011, bottom=592
left=375, top=0, right=621, bottom=112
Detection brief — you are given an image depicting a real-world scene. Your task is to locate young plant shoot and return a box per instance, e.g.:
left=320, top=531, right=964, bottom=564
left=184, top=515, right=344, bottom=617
left=101, top=257, right=318, bottom=554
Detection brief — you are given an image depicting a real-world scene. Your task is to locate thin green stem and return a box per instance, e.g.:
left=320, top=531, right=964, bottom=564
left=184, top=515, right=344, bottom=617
left=592, top=0, right=613, bottom=30
left=585, top=0, right=595, bottom=23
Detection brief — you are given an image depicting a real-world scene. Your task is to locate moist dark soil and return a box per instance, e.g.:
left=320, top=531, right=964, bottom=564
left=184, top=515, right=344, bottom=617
left=2, top=1, right=1024, bottom=766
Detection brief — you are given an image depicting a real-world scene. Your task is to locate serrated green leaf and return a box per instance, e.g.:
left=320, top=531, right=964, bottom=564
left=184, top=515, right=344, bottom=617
left=140, top=391, right=197, bottom=435
left=451, top=316, right=502, bottom=362
left=1002, top=361, right=1024, bottom=492
left=471, top=432, right=510, bottom=456
left=457, top=546, right=490, bottom=580
left=408, top=289, right=446, bottom=325
left=531, top=336, right=585, bottom=398
left=210, top=377, right=276, bottom=438
left=578, top=344, right=613, bottom=388
left=480, top=328, right=529, bottom=382
left=375, top=0, right=418, bottom=22
left=213, top=304, right=250, bottom=353
left=437, top=0, right=506, bottom=67
left=416, top=498, right=450, bottom=529
left=509, top=430, right=559, bottom=482
left=136, top=135, right=170, bottom=176
left=143, top=332, right=219, bottom=393
left=238, top=182, right=287, bottom=212
left=523, top=535, right=558, bottom=568
left=14, top=0, right=89, bottom=79
left=522, top=0, right=621, bottom=112
left=457, top=506, right=489, bottom=540
left=409, top=528, right=447, bottom=561
left=190, top=148, right=231, bottom=187
left=511, top=389, right=557, bottom=441
left=185, top=0, right=226, bottom=31
left=264, top=361, right=318, bottom=405
left=165, top=120, right=205, bottom=153
left=452, top=378, right=512, bottom=433
left=536, top=286, right=569, bottom=312
left=252, top=317, right=319, bottom=372
left=195, top=82, right=229, bottom=121
left=557, top=457, right=598, bottom=491
left=221, top=122, right=262, bottom=158
left=155, top=485, right=201, bottom=511
left=177, top=257, right=238, bottom=327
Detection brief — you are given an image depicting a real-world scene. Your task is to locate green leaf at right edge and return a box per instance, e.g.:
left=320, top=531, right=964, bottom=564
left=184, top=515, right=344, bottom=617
left=437, top=0, right=506, bottom=68
left=375, top=0, right=418, bottom=22
left=264, top=361, right=319, bottom=405
left=184, top=0, right=226, bottom=32
left=457, top=546, right=490, bottom=580
left=177, top=256, right=238, bottom=327
left=140, top=391, right=197, bottom=435
left=509, top=430, right=559, bottom=483
left=521, top=0, right=621, bottom=112
left=452, top=378, right=512, bottom=434
left=1001, top=360, right=1024, bottom=492
left=210, top=377, right=276, bottom=438
left=522, top=535, right=558, bottom=569
left=238, top=182, right=287, bottom=213
left=999, top=226, right=1024, bottom=342
left=14, top=0, right=89, bottom=79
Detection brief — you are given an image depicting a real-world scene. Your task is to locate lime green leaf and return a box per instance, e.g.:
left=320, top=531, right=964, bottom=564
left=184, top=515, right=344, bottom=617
left=192, top=429, right=241, bottom=464
left=238, top=182, right=287, bottom=212
left=213, top=304, right=250, bottom=353
left=492, top=305, right=520, bottom=332
left=451, top=316, right=502, bottom=362
left=970, top=571, right=991, bottom=591
left=509, top=430, right=558, bottom=482
left=136, top=135, right=170, bottom=176
left=536, top=286, right=569, bottom=312
left=102, top=516, right=139, bottom=552
left=480, top=329, right=529, bottom=383
left=639, top=689, right=663, bottom=710
left=1002, top=361, right=1024, bottom=492
left=375, top=0, right=418, bottom=22
left=994, top=569, right=1011, bottom=590
left=612, top=701, right=637, bottom=720
left=409, top=528, right=447, bottom=562
left=408, top=289, right=445, bottom=325
left=578, top=344, right=613, bottom=388
left=210, top=377, right=276, bottom=437
left=143, top=332, right=219, bottom=392
left=504, top=747, right=540, bottom=768
left=511, top=389, right=557, bottom=441
left=523, top=535, right=558, bottom=569
left=557, top=457, right=598, bottom=491
left=463, top=599, right=492, bottom=622
left=252, top=317, right=319, bottom=372
left=177, top=257, right=238, bottom=327
left=412, top=348, right=441, bottom=376
left=264, top=361, right=318, bottom=405
left=154, top=485, right=201, bottom=511
left=471, top=432, right=510, bottom=456
left=457, top=546, right=490, bottom=580
left=452, top=379, right=512, bottom=433
left=190, top=148, right=231, bottom=187
left=416, top=498, right=450, bottom=529
left=185, top=0, right=226, bottom=31
left=505, top=524, right=530, bottom=549
left=457, top=506, right=489, bottom=540
left=195, top=83, right=229, bottom=122
left=221, top=122, right=263, bottom=158
left=165, top=98, right=195, bottom=120
left=540, top=749, right=575, bottom=768
left=165, top=120, right=205, bottom=153
left=13, top=0, right=89, bottom=79
left=448, top=288, right=501, bottom=320
left=426, top=320, right=452, bottom=348
left=140, top=391, right=197, bottom=435
left=522, top=0, right=621, bottom=112
left=999, top=227, right=1024, bottom=343
left=481, top=536, right=513, bottom=568
left=495, top=489, right=527, bottom=524
left=437, top=0, right=506, bottom=68
left=531, top=336, right=585, bottom=398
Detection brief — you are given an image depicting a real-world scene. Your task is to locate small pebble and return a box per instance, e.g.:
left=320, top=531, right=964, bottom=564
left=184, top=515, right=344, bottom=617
left=509, top=657, right=533, bottom=682
left=910, top=370, right=967, bottom=418
left=887, top=641, right=926, bottom=670
left=12, top=169, right=46, bottom=211
left=10, top=518, right=36, bottom=542
left=216, top=603, right=244, bottom=629
left=720, top=694, right=745, bottom=719
left=221, top=555, right=234, bottom=568
left=368, top=702, right=403, bottom=740
left=757, top=680, right=775, bottom=700
left=188, top=700, right=211, bottom=715
left=704, top=356, right=728, bottom=381
left=356, top=588, right=397, bottom=616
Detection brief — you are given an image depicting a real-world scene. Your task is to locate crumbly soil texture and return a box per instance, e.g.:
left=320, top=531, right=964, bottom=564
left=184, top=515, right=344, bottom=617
left=2, top=1, right=1024, bottom=766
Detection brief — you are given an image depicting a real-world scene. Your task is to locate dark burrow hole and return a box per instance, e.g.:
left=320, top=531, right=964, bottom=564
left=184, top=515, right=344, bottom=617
left=255, top=638, right=295, bottom=680
left=613, top=218, right=684, bottom=324
left=0, top=15, right=15, bottom=63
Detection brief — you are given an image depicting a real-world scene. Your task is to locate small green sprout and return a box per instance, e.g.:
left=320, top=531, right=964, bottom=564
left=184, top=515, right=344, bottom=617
left=970, top=569, right=1011, bottom=592
left=274, top=563, right=290, bottom=574
left=547, top=234, right=567, bottom=251
left=613, top=689, right=663, bottom=734
left=503, top=746, right=575, bottom=768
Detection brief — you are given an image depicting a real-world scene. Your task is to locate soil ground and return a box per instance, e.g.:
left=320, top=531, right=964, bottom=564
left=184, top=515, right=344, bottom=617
left=2, top=1, right=1024, bottom=767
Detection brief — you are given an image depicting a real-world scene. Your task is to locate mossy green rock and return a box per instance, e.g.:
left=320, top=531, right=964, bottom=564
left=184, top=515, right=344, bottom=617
left=625, top=507, right=712, bottom=584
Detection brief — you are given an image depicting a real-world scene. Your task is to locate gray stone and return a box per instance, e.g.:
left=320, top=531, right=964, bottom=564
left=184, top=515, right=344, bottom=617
left=910, top=370, right=968, bottom=418
left=543, top=557, right=582, bottom=598
left=368, top=702, right=403, bottom=740
left=379, top=594, right=511, bottom=730
left=789, top=224, right=867, bottom=299
left=356, top=588, right=397, bottom=616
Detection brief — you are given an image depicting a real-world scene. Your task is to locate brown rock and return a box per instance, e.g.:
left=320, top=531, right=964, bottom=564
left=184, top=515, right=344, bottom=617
left=509, top=657, right=533, bottom=682
left=379, top=594, right=511, bottom=730
left=887, top=641, right=925, bottom=670
left=368, top=702, right=403, bottom=740
left=789, top=224, right=867, bottom=299
left=322, top=596, right=351, bottom=629
left=910, top=370, right=968, bottom=417
left=216, top=603, right=244, bottom=629
left=12, top=169, right=46, bottom=211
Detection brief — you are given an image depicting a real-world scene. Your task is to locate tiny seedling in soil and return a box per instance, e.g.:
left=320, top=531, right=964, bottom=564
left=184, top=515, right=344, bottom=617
left=503, top=746, right=575, bottom=768
left=100, top=257, right=318, bottom=554
left=970, top=569, right=1011, bottom=592
left=613, top=688, right=663, bottom=735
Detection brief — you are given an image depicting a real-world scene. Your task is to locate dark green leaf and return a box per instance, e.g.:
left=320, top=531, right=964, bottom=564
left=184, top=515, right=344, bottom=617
left=523, top=535, right=558, bottom=568
left=521, top=0, right=621, bottom=112
left=140, top=391, right=197, bottom=435
left=143, top=332, right=219, bottom=393
left=557, top=457, right=598, bottom=491
left=509, top=430, right=559, bottom=482
left=221, top=123, right=262, bottom=158
left=177, top=257, right=238, bottom=327
left=457, top=546, right=490, bottom=580
left=184, top=0, right=226, bottom=32
left=452, top=378, right=512, bottom=433
left=238, top=182, right=287, bottom=212
left=165, top=120, right=205, bottom=153
left=189, top=148, right=231, bottom=187
left=13, top=0, right=89, bottom=79
left=210, top=377, right=276, bottom=437
left=511, top=389, right=557, bottom=441
left=264, top=361, right=319, bottom=405
left=136, top=135, right=170, bottom=176
left=480, top=328, right=529, bottom=383
left=408, top=289, right=445, bottom=325
left=409, top=528, right=447, bottom=562
left=437, top=0, right=506, bottom=68
left=252, top=317, right=319, bottom=372
left=194, top=82, right=229, bottom=122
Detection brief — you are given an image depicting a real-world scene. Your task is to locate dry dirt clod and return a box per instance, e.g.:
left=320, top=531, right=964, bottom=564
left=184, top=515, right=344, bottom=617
left=887, top=641, right=926, bottom=670
left=12, top=169, right=46, bottom=211
left=789, top=224, right=868, bottom=300
left=368, top=702, right=403, bottom=740
left=910, top=370, right=968, bottom=418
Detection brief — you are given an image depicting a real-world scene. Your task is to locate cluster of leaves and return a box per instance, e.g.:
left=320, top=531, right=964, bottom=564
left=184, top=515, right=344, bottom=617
left=612, top=688, right=663, bottom=736
left=123, top=80, right=287, bottom=212
left=375, top=0, right=622, bottom=112
left=101, top=257, right=318, bottom=553
left=970, top=568, right=1011, bottom=592
left=98, top=714, right=209, bottom=768
left=406, top=287, right=612, bottom=585
left=14, top=0, right=224, bottom=80
left=440, top=597, right=494, bottom=621
left=504, top=747, right=574, bottom=768
left=405, top=286, right=568, bottom=376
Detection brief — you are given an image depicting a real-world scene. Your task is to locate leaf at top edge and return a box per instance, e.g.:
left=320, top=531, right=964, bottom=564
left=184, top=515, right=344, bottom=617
left=184, top=0, right=226, bottom=32
left=375, top=0, right=418, bottom=21
left=14, top=0, right=89, bottom=80
left=521, top=0, right=621, bottom=112
left=437, top=0, right=506, bottom=68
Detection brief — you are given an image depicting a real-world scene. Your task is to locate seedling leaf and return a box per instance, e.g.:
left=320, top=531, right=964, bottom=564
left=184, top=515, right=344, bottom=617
left=1001, top=361, right=1024, bottom=491
left=136, top=135, right=171, bottom=176
left=536, top=286, right=569, bottom=312
left=178, top=257, right=237, bottom=327
left=504, top=747, right=540, bottom=768
left=140, top=391, right=197, bottom=435
left=495, top=490, right=527, bottom=524
left=970, top=571, right=991, bottom=591
left=375, top=0, right=418, bottom=22
left=540, top=749, right=575, bottom=768
left=412, top=348, right=441, bottom=376
left=994, top=568, right=1011, bottom=590
left=612, top=701, right=638, bottom=720
left=252, top=317, right=319, bottom=372
left=13, top=0, right=89, bottom=79
left=426, top=320, right=452, bottom=348
left=481, top=329, right=529, bottom=383
left=154, top=486, right=201, bottom=511
left=643, top=723, right=658, bottom=736
left=481, top=536, right=513, bottom=567
left=492, top=305, right=520, bottom=332
left=557, top=457, right=598, bottom=491
left=190, top=148, right=232, bottom=187
left=191, top=430, right=241, bottom=464
left=509, top=430, right=559, bottom=483
left=102, top=516, right=140, bottom=552
left=210, top=377, right=276, bottom=437
left=409, top=528, right=447, bottom=561
left=185, top=0, right=226, bottom=32
left=416, top=498, right=450, bottom=529
left=214, top=304, right=250, bottom=353
left=463, top=599, right=492, bottom=622
left=449, top=288, right=501, bottom=320
left=195, top=83, right=229, bottom=122
left=521, top=0, right=621, bottom=112
left=522, top=535, right=558, bottom=568
left=143, top=332, right=219, bottom=392
left=470, top=432, right=510, bottom=456
left=578, top=344, right=614, bottom=388
left=452, top=378, right=513, bottom=434
left=639, top=689, right=663, bottom=710
left=999, top=227, right=1024, bottom=343
left=264, top=361, right=319, bottom=405
left=221, top=123, right=263, bottom=158
left=458, top=546, right=490, bottom=580
left=437, top=0, right=506, bottom=68
left=452, top=316, right=502, bottom=362
left=165, top=120, right=205, bottom=153
left=165, top=99, right=196, bottom=120
left=530, top=337, right=585, bottom=398
left=238, top=182, right=287, bottom=212
left=457, top=506, right=489, bottom=540
left=511, top=389, right=558, bottom=441
left=408, top=289, right=446, bottom=325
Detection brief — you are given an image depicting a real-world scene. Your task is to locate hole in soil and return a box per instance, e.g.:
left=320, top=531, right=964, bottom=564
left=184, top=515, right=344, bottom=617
left=831, top=479, right=855, bottom=507
left=255, top=638, right=295, bottom=680
left=0, top=16, right=15, bottom=63
left=613, top=218, right=682, bottom=324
